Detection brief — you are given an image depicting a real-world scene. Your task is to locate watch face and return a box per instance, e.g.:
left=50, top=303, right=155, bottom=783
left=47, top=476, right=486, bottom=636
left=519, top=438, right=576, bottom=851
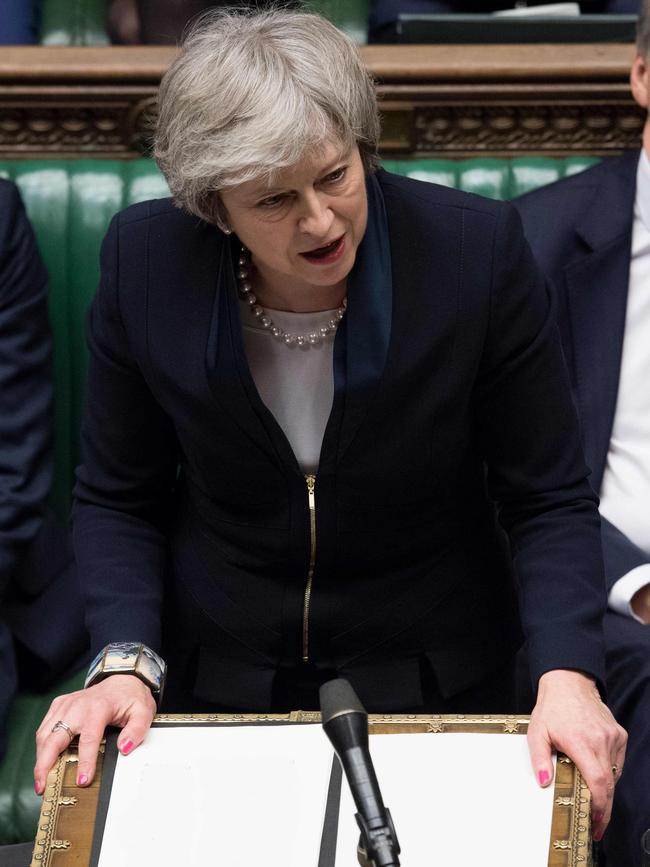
left=100, top=643, right=141, bottom=674
left=101, top=643, right=164, bottom=688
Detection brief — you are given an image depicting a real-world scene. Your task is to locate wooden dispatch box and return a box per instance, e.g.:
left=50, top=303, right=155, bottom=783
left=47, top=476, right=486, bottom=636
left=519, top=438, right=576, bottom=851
left=30, top=713, right=592, bottom=867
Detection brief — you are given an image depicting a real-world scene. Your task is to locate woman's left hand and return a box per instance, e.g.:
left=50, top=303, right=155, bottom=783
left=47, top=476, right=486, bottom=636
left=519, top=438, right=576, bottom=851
left=527, top=669, right=627, bottom=843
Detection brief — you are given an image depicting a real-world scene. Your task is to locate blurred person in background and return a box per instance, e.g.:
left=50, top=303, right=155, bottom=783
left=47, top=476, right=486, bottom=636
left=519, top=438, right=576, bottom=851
left=0, top=179, right=87, bottom=762
left=515, top=2, right=650, bottom=861
left=0, top=0, right=41, bottom=43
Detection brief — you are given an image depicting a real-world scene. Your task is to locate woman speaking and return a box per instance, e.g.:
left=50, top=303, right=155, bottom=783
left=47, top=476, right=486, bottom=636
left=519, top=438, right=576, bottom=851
left=35, top=8, right=624, bottom=841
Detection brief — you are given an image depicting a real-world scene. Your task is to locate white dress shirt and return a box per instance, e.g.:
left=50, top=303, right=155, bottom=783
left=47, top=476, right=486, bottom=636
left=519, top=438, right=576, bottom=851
left=602, top=149, right=650, bottom=620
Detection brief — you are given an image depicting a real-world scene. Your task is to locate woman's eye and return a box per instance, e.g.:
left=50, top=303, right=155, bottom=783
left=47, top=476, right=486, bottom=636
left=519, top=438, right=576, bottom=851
left=258, top=196, right=285, bottom=209
left=324, top=167, right=346, bottom=184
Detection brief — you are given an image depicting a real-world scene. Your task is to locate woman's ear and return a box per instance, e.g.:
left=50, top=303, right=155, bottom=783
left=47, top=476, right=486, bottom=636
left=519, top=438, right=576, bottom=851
left=630, top=55, right=650, bottom=110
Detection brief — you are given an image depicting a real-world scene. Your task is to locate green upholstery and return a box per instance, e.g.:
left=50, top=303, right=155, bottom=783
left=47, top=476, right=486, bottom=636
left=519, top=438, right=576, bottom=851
left=0, top=153, right=598, bottom=845
left=40, top=0, right=109, bottom=46
left=0, top=161, right=170, bottom=519
left=381, top=155, right=599, bottom=199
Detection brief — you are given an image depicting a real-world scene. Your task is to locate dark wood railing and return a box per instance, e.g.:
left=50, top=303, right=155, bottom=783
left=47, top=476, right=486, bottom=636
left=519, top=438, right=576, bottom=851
left=0, top=43, right=642, bottom=159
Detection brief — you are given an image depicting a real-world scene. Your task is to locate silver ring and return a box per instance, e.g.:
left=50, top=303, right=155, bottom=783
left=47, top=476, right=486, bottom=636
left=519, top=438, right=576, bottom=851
left=51, top=720, right=74, bottom=743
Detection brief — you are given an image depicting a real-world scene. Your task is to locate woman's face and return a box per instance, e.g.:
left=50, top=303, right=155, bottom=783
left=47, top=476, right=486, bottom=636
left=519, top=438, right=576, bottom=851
left=220, top=142, right=368, bottom=311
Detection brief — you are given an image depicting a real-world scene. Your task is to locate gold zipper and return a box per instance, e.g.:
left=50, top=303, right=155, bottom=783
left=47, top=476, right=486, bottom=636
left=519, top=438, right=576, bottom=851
left=302, top=473, right=317, bottom=662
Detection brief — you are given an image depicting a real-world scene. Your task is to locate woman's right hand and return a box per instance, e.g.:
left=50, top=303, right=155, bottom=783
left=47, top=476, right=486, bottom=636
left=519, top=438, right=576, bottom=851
left=34, top=675, right=157, bottom=794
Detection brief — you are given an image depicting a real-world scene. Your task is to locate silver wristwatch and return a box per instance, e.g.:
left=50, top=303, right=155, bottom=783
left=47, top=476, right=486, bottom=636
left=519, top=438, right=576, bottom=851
left=84, top=642, right=167, bottom=706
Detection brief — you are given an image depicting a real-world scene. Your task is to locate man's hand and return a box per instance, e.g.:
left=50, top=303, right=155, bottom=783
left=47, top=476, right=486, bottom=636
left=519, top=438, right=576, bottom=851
left=34, top=675, right=156, bottom=795
left=631, top=583, right=650, bottom=624
left=527, top=669, right=627, bottom=842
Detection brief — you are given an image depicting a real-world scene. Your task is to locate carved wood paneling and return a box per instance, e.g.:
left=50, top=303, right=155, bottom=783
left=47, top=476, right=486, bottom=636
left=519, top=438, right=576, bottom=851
left=406, top=100, right=644, bottom=157
left=0, top=44, right=643, bottom=159
left=0, top=97, right=156, bottom=155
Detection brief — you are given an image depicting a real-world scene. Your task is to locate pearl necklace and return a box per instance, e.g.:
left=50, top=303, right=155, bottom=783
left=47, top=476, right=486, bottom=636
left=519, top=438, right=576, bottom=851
left=236, top=246, right=347, bottom=348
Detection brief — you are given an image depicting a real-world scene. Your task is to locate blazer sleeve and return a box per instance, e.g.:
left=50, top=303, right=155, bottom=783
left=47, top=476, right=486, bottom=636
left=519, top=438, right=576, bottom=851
left=474, top=203, right=607, bottom=690
left=73, top=212, right=179, bottom=656
left=0, top=181, right=52, bottom=594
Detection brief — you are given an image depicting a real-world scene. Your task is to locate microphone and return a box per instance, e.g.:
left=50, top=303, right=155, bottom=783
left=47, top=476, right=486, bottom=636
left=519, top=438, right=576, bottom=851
left=319, top=678, right=401, bottom=867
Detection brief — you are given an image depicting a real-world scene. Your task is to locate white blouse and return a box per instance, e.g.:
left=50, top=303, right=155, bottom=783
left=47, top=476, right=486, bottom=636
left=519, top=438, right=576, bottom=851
left=239, top=298, right=338, bottom=474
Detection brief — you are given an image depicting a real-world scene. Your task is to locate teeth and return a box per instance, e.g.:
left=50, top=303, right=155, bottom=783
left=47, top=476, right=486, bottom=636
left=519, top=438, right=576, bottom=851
left=308, top=238, right=338, bottom=255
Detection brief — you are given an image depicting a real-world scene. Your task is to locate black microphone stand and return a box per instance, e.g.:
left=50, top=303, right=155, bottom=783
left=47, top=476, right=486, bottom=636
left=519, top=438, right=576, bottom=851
left=320, top=679, right=401, bottom=867
left=355, top=807, right=401, bottom=867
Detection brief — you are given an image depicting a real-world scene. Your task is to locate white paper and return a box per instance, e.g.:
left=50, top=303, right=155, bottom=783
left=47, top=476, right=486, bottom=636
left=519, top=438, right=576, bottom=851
left=335, top=733, right=556, bottom=867
left=97, top=724, right=333, bottom=867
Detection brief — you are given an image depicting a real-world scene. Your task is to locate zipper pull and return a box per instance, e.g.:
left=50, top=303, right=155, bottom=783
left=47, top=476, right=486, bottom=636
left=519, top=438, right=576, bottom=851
left=306, top=473, right=316, bottom=504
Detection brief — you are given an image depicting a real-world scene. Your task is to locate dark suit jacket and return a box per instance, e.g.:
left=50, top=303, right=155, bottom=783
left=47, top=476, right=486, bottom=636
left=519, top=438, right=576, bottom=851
left=0, top=179, right=86, bottom=716
left=0, top=180, right=51, bottom=595
left=0, top=0, right=40, bottom=44
left=73, top=170, right=607, bottom=713
left=515, top=151, right=648, bottom=595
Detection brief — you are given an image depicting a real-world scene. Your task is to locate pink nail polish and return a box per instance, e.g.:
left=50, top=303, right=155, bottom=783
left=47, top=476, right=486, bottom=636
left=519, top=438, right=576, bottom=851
left=120, top=739, right=134, bottom=756
left=77, top=774, right=88, bottom=786
left=593, top=812, right=604, bottom=824
left=538, top=770, right=550, bottom=786
left=34, top=781, right=43, bottom=796
left=593, top=829, right=604, bottom=842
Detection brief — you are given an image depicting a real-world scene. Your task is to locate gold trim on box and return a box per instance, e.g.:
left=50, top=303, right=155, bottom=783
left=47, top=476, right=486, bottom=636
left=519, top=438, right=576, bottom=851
left=31, top=746, right=67, bottom=863
left=30, top=738, right=106, bottom=867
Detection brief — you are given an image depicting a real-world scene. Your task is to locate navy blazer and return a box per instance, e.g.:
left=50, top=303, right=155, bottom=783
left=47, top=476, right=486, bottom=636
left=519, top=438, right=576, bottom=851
left=0, top=180, right=87, bottom=744
left=0, top=179, right=51, bottom=592
left=515, top=152, right=648, bottom=595
left=73, top=170, right=607, bottom=712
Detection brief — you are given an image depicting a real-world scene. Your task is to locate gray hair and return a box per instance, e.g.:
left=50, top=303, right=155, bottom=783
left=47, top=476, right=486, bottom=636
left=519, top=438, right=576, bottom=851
left=154, top=8, right=380, bottom=227
left=637, top=0, right=650, bottom=58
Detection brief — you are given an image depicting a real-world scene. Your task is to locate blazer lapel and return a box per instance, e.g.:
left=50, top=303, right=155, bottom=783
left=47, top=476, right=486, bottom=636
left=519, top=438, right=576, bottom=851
left=564, top=152, right=638, bottom=490
left=205, top=238, right=286, bottom=467
left=326, top=173, right=393, bottom=465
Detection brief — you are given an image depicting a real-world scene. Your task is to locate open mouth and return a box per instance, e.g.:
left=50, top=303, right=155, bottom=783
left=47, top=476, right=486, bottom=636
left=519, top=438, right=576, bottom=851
left=300, top=235, right=345, bottom=263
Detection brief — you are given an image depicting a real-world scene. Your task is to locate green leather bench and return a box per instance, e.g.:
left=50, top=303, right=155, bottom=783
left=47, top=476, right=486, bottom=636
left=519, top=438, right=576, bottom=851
left=40, top=0, right=109, bottom=45
left=0, top=154, right=599, bottom=845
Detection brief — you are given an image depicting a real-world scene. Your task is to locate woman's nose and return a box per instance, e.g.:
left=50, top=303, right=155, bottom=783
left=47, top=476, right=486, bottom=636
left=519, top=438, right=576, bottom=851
left=298, top=193, right=334, bottom=236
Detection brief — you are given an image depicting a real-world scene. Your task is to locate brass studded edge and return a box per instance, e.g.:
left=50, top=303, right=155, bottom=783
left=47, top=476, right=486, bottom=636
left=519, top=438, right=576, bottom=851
left=152, top=712, right=532, bottom=730
left=572, top=764, right=592, bottom=866
left=30, top=751, right=67, bottom=866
